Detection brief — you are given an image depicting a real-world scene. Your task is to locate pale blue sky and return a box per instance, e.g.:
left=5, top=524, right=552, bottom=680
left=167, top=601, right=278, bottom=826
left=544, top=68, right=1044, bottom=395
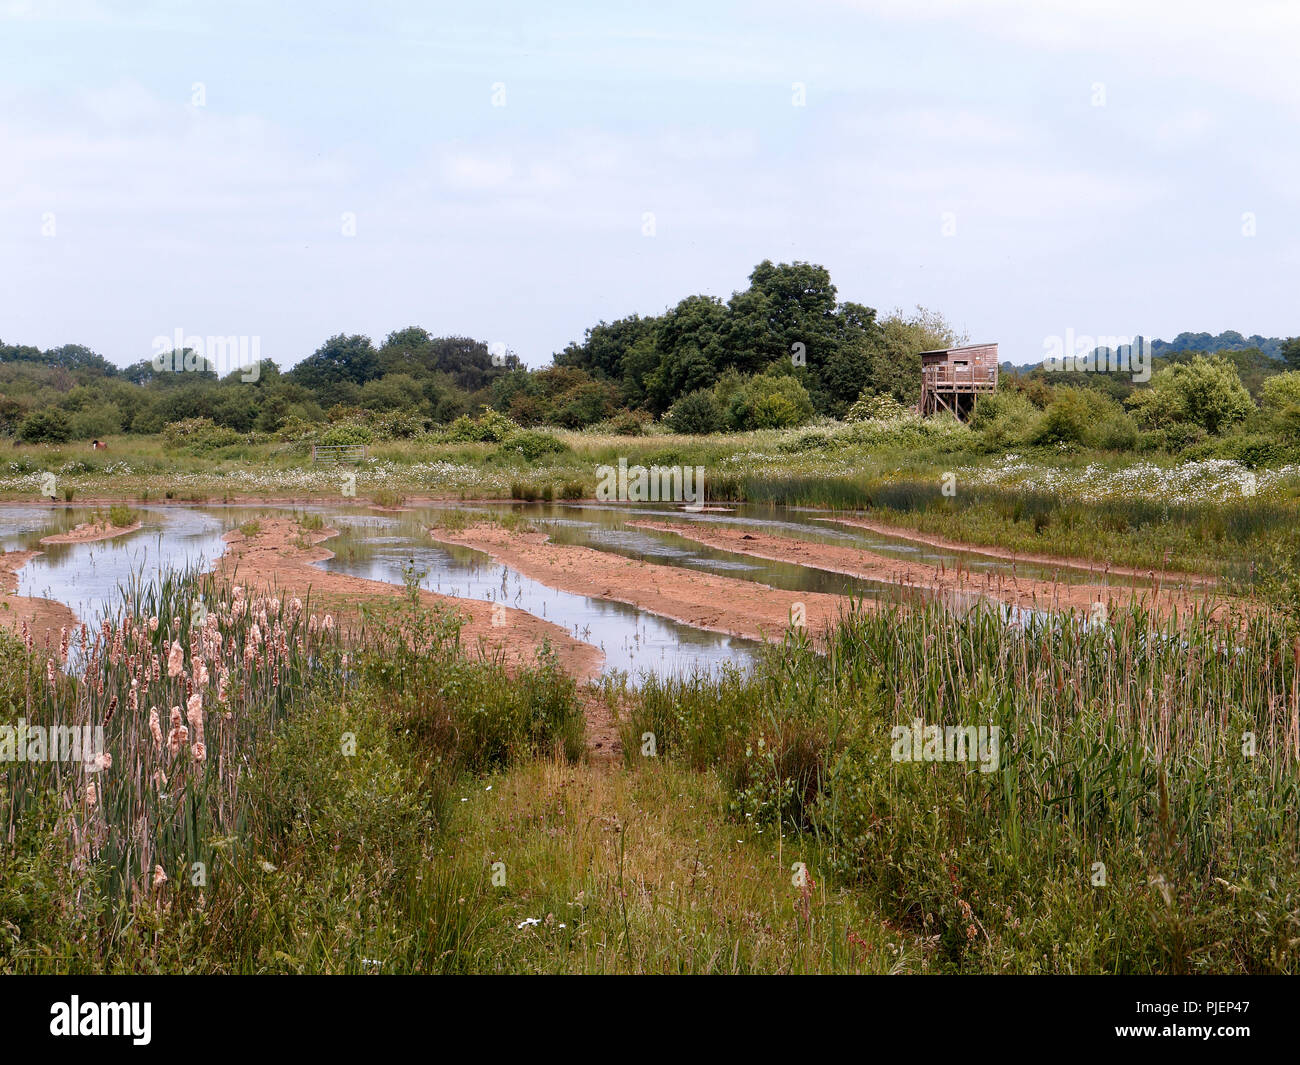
left=2, top=0, right=1297, bottom=369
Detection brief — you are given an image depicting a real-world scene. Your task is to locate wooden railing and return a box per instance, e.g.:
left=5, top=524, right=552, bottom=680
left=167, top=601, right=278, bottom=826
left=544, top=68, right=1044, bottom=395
left=311, top=444, right=367, bottom=465
left=922, top=365, right=998, bottom=390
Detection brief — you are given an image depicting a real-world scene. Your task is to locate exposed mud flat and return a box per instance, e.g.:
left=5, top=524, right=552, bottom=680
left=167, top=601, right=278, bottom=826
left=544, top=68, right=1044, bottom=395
left=629, top=519, right=1243, bottom=621
left=427, top=522, right=858, bottom=645
left=217, top=518, right=605, bottom=682
left=0, top=549, right=81, bottom=653
left=818, top=514, right=1218, bottom=587
left=39, top=520, right=142, bottom=545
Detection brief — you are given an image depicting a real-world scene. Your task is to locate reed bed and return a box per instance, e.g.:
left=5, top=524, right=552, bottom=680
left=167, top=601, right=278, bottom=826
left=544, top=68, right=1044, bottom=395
left=1, top=567, right=346, bottom=907
left=0, top=564, right=590, bottom=972
left=626, top=600, right=1300, bottom=972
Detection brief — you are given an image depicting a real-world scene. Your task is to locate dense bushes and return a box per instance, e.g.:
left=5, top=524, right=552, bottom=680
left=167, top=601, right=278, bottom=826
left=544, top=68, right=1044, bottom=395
left=665, top=389, right=723, bottom=434
left=319, top=422, right=376, bottom=446
left=161, top=416, right=242, bottom=452
left=724, top=373, right=814, bottom=430
left=18, top=408, right=71, bottom=443
left=440, top=408, right=517, bottom=443
left=496, top=429, right=569, bottom=461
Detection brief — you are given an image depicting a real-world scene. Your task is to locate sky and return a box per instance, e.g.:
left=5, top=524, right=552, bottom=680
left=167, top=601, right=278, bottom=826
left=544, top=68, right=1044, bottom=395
left=1, top=0, right=1297, bottom=370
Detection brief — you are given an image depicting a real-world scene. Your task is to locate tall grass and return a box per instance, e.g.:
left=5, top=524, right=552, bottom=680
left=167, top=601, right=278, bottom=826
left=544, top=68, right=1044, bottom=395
left=1, top=567, right=346, bottom=909
left=625, top=600, right=1300, bottom=972
left=0, top=565, right=588, bottom=972
left=739, top=475, right=1298, bottom=583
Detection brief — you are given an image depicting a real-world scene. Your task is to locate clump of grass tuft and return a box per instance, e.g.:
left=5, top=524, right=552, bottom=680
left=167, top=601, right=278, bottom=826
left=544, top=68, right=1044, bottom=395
left=373, top=487, right=406, bottom=508
left=430, top=509, right=471, bottom=533
left=499, top=511, right=535, bottom=534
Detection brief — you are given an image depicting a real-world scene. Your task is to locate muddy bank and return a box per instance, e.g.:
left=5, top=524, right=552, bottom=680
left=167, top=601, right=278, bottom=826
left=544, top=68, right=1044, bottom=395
left=818, top=514, right=1217, bottom=586
left=217, top=518, right=604, bottom=682
left=631, top=518, right=1244, bottom=621
left=427, top=522, right=856, bottom=644
left=0, top=549, right=82, bottom=654
left=39, top=520, right=142, bottom=545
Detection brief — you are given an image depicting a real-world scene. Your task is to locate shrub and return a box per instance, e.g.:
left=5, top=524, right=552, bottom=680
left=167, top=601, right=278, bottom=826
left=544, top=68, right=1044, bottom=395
left=1033, top=388, right=1092, bottom=445
left=274, top=415, right=320, bottom=442
left=970, top=391, right=1039, bottom=448
left=373, top=409, right=424, bottom=439
left=1260, top=372, right=1300, bottom=438
left=1032, top=388, right=1137, bottom=450
left=1127, top=355, right=1253, bottom=435
left=846, top=392, right=909, bottom=422
left=725, top=374, right=814, bottom=431
left=18, top=409, right=71, bottom=444
left=496, top=429, right=569, bottom=462
left=607, top=409, right=651, bottom=435
left=1260, top=371, right=1300, bottom=413
left=560, top=481, right=585, bottom=500
left=441, top=408, right=517, bottom=443
left=319, top=422, right=375, bottom=446
left=665, top=389, right=723, bottom=435
left=161, top=417, right=241, bottom=452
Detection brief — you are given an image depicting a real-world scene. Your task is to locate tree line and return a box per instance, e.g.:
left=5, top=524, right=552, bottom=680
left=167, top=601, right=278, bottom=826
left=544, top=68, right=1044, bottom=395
left=2, top=259, right=1297, bottom=444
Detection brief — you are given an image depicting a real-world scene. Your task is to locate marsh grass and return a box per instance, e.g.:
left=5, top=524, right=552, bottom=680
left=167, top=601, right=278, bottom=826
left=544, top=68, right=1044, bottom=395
left=107, top=503, right=138, bottom=527
left=1, top=567, right=345, bottom=931
left=625, top=600, right=1300, bottom=972
left=0, top=565, right=587, bottom=972
left=373, top=487, right=406, bottom=508
left=6, top=542, right=1300, bottom=973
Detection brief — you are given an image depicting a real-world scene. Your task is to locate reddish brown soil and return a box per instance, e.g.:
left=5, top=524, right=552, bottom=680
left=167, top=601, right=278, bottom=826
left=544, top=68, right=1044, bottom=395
left=216, top=518, right=604, bottom=682
left=0, top=550, right=81, bottom=654
left=628, top=518, right=1246, bottom=621
left=427, top=522, right=857, bottom=644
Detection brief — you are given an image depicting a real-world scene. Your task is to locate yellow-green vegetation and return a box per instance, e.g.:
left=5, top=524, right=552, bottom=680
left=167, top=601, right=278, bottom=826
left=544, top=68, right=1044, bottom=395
left=627, top=604, right=1300, bottom=974
left=107, top=502, right=137, bottom=527
left=432, top=759, right=907, bottom=974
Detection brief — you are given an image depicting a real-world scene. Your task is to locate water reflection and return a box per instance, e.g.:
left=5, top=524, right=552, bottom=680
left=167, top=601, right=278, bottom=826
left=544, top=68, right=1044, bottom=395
left=1, top=499, right=1099, bottom=682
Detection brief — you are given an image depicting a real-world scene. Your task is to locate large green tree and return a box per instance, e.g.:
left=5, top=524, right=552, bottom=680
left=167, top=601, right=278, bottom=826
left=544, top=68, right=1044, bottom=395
left=290, top=334, right=381, bottom=407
